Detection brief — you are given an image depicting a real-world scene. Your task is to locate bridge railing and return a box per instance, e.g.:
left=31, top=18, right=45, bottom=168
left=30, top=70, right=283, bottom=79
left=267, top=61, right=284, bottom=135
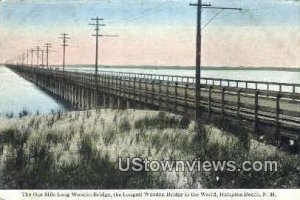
left=59, top=66, right=300, bottom=94
left=13, top=64, right=300, bottom=94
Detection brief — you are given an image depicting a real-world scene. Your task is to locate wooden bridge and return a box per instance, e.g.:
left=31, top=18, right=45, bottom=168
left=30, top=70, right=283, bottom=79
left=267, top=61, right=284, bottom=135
left=6, top=64, right=300, bottom=149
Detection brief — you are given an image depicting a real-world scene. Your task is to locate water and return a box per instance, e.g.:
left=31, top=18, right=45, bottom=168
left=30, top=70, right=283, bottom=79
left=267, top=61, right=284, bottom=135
left=67, top=66, right=300, bottom=84
left=66, top=66, right=300, bottom=92
left=0, top=66, right=67, bottom=118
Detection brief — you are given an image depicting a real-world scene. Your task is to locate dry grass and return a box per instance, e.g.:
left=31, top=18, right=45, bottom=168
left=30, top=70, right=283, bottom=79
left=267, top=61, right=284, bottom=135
left=0, top=109, right=299, bottom=189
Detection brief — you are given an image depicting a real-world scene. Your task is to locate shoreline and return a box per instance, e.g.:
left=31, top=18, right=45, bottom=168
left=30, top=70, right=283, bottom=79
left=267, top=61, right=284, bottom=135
left=11, top=65, right=299, bottom=72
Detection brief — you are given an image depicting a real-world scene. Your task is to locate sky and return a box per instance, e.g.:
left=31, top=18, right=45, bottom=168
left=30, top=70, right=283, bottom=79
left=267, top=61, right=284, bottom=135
left=0, top=0, right=299, bottom=67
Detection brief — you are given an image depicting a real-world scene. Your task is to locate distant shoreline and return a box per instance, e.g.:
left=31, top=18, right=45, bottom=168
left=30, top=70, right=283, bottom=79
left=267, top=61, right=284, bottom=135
left=67, top=65, right=300, bottom=72
left=1, top=64, right=299, bottom=72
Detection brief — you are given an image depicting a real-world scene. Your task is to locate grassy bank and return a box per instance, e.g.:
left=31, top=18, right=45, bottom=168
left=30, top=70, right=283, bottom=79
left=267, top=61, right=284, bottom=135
left=0, top=109, right=299, bottom=189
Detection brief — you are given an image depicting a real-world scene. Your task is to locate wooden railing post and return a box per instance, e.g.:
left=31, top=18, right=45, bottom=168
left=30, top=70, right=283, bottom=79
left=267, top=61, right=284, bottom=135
left=222, top=87, right=226, bottom=119
left=166, top=81, right=170, bottom=111
left=139, top=78, right=142, bottom=104
left=185, top=84, right=189, bottom=113
left=292, top=85, right=296, bottom=100
left=108, top=75, right=111, bottom=95
left=128, top=76, right=131, bottom=99
left=254, top=90, right=259, bottom=134
left=159, top=80, right=162, bottom=108
left=279, top=84, right=282, bottom=93
left=107, top=74, right=110, bottom=95
left=151, top=80, right=155, bottom=106
left=117, top=76, right=121, bottom=96
left=276, top=93, right=281, bottom=145
left=99, top=74, right=102, bottom=94
left=110, top=75, right=116, bottom=94
left=133, top=77, right=136, bottom=101
left=145, top=79, right=148, bottom=105
left=102, top=74, right=106, bottom=95
left=237, top=89, right=241, bottom=117
left=119, top=75, right=122, bottom=96
left=208, top=85, right=213, bottom=119
left=174, top=82, right=178, bottom=112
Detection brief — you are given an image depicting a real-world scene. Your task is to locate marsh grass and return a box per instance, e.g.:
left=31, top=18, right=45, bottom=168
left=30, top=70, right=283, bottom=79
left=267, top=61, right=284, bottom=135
left=190, top=126, right=300, bottom=188
left=134, top=111, right=190, bottom=130
left=18, top=109, right=30, bottom=118
left=118, top=117, right=132, bottom=132
left=0, top=109, right=299, bottom=189
left=5, top=112, right=14, bottom=119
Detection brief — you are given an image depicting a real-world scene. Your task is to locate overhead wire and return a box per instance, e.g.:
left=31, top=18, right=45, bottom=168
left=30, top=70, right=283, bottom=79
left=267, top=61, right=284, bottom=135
left=109, top=1, right=170, bottom=24
left=202, top=9, right=223, bottom=30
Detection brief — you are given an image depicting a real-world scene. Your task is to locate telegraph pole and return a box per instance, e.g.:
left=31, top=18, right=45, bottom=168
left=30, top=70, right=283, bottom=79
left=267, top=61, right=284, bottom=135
left=89, top=17, right=118, bottom=108
left=17, top=54, right=19, bottom=66
left=31, top=48, right=34, bottom=68
left=190, top=1, right=241, bottom=133
left=89, top=17, right=118, bottom=76
left=89, top=17, right=105, bottom=76
left=22, top=53, right=25, bottom=66
left=44, top=43, right=52, bottom=69
left=58, top=33, right=70, bottom=72
left=26, top=50, right=29, bottom=67
left=41, top=49, right=44, bottom=67
left=36, top=46, right=41, bottom=68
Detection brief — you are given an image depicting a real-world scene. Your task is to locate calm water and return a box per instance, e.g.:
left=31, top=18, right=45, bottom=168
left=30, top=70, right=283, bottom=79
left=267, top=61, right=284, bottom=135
left=67, top=66, right=300, bottom=92
left=0, top=66, right=66, bottom=118
left=67, top=66, right=300, bottom=84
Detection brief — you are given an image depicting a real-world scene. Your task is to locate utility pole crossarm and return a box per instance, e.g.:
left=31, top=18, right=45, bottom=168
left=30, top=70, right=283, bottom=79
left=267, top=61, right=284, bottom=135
left=206, top=6, right=242, bottom=10
left=58, top=37, right=71, bottom=39
left=92, top=34, right=119, bottom=37
left=91, top=17, right=104, bottom=21
left=189, top=3, right=211, bottom=7
left=89, top=23, right=106, bottom=26
left=189, top=2, right=242, bottom=10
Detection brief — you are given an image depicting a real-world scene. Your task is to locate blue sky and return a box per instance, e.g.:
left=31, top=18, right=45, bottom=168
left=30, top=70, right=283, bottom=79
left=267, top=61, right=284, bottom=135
left=1, top=0, right=299, bottom=28
left=0, top=0, right=299, bottom=67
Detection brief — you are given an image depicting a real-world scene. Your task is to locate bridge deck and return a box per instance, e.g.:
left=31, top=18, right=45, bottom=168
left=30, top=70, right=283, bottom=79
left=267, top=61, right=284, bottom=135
left=7, top=65, right=300, bottom=146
